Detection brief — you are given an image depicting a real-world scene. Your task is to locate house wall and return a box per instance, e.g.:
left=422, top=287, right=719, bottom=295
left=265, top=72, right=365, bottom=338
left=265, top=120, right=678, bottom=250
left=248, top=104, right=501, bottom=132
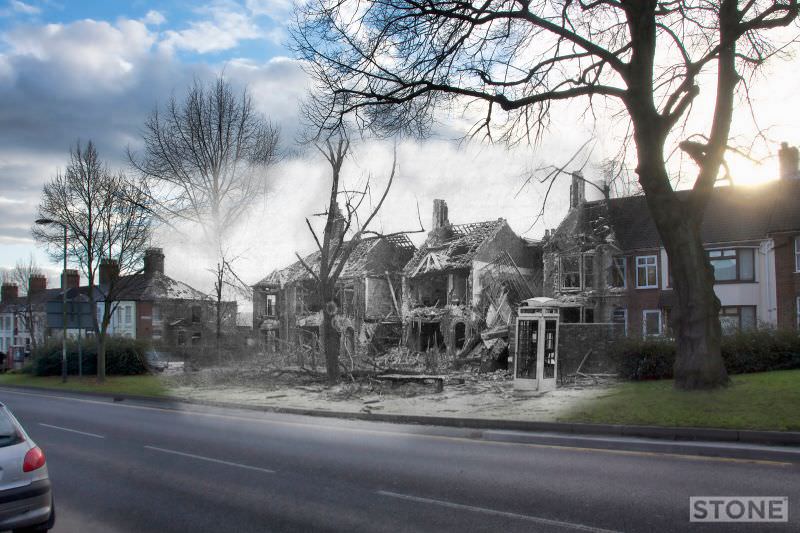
left=659, top=241, right=779, bottom=328
left=137, top=301, right=153, bottom=340
left=617, top=251, right=663, bottom=336
left=364, top=276, right=400, bottom=318
left=98, top=300, right=137, bottom=338
left=774, top=233, right=800, bottom=329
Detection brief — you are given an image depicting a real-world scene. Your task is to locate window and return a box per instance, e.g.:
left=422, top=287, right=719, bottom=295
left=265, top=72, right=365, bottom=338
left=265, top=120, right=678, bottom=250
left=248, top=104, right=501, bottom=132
left=708, top=248, right=755, bottom=282
left=561, top=307, right=580, bottom=323
left=124, top=305, right=132, bottom=325
left=152, top=305, right=161, bottom=322
left=611, top=257, right=626, bottom=288
left=560, top=256, right=581, bottom=290
left=795, top=237, right=800, bottom=272
left=719, top=306, right=757, bottom=333
left=636, top=256, right=658, bottom=288
left=583, top=308, right=595, bottom=323
left=643, top=310, right=662, bottom=336
left=583, top=254, right=595, bottom=290
left=612, top=307, right=627, bottom=335
left=191, top=306, right=201, bottom=323
left=797, top=297, right=800, bottom=330
left=264, top=294, right=277, bottom=316
left=191, top=332, right=201, bottom=345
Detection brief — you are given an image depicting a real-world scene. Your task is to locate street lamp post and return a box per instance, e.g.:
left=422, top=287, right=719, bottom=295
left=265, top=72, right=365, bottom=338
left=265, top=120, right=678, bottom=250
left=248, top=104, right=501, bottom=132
left=36, top=218, right=68, bottom=384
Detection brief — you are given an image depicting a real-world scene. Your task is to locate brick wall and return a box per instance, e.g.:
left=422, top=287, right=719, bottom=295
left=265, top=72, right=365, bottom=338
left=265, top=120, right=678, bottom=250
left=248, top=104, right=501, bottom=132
left=774, top=234, right=800, bottom=329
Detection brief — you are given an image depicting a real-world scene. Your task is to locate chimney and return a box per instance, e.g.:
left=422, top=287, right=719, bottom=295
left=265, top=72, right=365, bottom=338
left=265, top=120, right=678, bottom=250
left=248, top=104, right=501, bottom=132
left=428, top=199, right=453, bottom=245
left=778, top=142, right=799, bottom=180
left=144, top=248, right=165, bottom=276
left=1, top=283, right=18, bottom=303
left=99, top=259, right=120, bottom=285
left=570, top=172, right=586, bottom=208
left=61, top=269, right=79, bottom=289
left=28, top=274, right=46, bottom=294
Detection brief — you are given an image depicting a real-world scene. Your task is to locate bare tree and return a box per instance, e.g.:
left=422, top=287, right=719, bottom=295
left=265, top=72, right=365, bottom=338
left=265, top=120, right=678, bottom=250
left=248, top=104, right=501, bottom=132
left=34, top=141, right=152, bottom=382
left=8, top=256, right=44, bottom=353
left=129, top=75, right=280, bottom=347
left=292, top=0, right=800, bottom=390
left=296, top=137, right=396, bottom=383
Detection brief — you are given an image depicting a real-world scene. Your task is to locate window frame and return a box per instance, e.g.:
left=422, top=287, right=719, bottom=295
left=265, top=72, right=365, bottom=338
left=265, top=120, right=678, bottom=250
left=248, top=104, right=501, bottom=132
left=559, top=255, right=582, bottom=291
left=707, top=248, right=756, bottom=283
left=635, top=255, right=659, bottom=289
left=264, top=294, right=277, bottom=317
left=719, top=305, right=757, bottom=332
left=611, top=256, right=626, bottom=289
left=796, top=297, right=800, bottom=330
left=795, top=237, right=800, bottom=273
left=642, top=309, right=662, bottom=337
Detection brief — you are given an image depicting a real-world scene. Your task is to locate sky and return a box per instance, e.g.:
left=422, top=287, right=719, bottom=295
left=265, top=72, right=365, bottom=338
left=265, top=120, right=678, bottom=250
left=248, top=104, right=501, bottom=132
left=0, top=0, right=798, bottom=299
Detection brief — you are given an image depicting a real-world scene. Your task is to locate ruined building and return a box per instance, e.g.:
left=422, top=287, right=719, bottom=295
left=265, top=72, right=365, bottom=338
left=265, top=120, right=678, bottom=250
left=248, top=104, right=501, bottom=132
left=402, top=199, right=541, bottom=358
left=252, top=229, right=416, bottom=356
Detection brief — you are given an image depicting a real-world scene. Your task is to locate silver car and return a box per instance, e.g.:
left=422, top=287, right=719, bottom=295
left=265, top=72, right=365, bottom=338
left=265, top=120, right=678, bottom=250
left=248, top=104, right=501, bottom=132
left=0, top=404, right=54, bottom=532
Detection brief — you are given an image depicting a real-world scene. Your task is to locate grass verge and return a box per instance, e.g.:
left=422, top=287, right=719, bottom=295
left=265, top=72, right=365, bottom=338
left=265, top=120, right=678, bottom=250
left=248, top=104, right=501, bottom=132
left=559, top=369, right=800, bottom=431
left=0, top=373, right=168, bottom=398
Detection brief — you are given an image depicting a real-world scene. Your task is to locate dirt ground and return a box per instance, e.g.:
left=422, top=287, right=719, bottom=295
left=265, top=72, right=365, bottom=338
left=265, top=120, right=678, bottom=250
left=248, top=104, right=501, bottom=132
left=161, top=365, right=617, bottom=422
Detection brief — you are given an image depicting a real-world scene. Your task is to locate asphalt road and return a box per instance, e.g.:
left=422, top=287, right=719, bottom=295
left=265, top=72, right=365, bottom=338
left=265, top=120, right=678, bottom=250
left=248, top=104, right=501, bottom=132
left=0, top=387, right=797, bottom=533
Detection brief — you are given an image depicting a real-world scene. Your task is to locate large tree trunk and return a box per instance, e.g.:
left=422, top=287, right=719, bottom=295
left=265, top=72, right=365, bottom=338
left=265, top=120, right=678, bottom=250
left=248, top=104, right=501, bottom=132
left=661, top=219, right=728, bottom=389
left=637, top=150, right=729, bottom=390
left=319, top=283, right=340, bottom=384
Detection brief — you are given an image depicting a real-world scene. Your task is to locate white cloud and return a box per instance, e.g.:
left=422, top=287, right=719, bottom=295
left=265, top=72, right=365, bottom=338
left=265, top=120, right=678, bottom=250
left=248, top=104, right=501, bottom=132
left=161, top=5, right=263, bottom=54
left=142, top=10, right=166, bottom=26
left=10, top=1, right=40, bottom=15
left=245, top=0, right=294, bottom=20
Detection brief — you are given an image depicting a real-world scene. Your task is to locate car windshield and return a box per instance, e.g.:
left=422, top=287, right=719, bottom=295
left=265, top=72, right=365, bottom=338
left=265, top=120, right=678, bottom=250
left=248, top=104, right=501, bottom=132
left=0, top=409, right=23, bottom=448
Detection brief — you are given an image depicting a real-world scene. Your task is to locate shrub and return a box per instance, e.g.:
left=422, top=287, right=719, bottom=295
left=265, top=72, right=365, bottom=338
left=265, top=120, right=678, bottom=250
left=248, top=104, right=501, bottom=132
left=614, top=328, right=800, bottom=381
left=31, top=337, right=149, bottom=377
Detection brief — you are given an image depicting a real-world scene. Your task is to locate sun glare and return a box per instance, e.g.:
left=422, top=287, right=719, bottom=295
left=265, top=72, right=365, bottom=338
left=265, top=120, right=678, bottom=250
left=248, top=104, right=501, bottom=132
left=726, top=151, right=778, bottom=186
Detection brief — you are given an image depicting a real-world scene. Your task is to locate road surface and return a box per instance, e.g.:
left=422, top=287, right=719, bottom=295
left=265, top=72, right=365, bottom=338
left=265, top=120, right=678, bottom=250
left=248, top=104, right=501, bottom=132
left=0, top=387, right=796, bottom=533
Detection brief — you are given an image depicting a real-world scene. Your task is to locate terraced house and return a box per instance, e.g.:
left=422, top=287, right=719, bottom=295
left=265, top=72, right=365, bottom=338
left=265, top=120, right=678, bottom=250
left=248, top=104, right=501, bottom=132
left=543, top=143, right=800, bottom=337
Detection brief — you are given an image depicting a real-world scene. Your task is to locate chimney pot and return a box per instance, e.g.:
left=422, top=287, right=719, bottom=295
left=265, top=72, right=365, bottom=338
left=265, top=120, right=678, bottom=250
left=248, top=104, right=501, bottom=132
left=778, top=142, right=799, bottom=180
left=61, top=269, right=80, bottom=289
left=432, top=199, right=449, bottom=231
left=144, top=248, right=165, bottom=276
left=1, top=283, right=18, bottom=303
left=570, top=172, right=586, bottom=208
left=99, top=259, right=120, bottom=285
left=28, top=274, right=46, bottom=294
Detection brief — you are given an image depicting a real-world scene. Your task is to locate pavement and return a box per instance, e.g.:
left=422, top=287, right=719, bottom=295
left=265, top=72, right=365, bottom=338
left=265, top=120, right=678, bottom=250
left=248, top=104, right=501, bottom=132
left=0, top=386, right=798, bottom=533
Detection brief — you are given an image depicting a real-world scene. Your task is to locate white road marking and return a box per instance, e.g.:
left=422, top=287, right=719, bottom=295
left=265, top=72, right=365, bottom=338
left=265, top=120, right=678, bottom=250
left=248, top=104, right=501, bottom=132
left=144, top=445, right=275, bottom=474
left=1, top=388, right=791, bottom=467
left=377, top=490, right=621, bottom=533
left=39, top=423, right=105, bottom=439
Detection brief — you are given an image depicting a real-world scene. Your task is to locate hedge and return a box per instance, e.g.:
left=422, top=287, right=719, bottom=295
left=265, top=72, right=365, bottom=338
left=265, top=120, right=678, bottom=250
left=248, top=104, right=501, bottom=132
left=31, top=337, right=149, bottom=377
left=614, top=328, right=800, bottom=381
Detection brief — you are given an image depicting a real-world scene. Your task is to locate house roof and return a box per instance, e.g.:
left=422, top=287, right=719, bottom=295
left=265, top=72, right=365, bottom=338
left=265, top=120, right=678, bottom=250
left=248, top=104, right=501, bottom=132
left=558, top=179, right=800, bottom=251
left=105, top=272, right=211, bottom=302
left=255, top=234, right=416, bottom=288
left=403, top=219, right=507, bottom=276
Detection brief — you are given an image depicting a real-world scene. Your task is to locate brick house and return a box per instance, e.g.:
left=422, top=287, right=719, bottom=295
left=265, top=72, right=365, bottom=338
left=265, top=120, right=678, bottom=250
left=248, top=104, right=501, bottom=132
left=402, top=199, right=541, bottom=357
left=92, top=248, right=237, bottom=350
left=543, top=145, right=800, bottom=336
left=252, top=233, right=416, bottom=356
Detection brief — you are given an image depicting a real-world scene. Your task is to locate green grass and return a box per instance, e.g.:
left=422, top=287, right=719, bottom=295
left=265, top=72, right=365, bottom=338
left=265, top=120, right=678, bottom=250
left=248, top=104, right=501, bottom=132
left=0, top=373, right=168, bottom=398
left=560, top=369, right=800, bottom=431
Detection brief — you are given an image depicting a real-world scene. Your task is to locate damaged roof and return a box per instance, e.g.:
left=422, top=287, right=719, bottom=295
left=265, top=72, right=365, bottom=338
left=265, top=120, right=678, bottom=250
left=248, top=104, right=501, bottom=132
left=553, top=179, right=800, bottom=251
left=404, top=219, right=507, bottom=276
left=256, top=235, right=416, bottom=288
